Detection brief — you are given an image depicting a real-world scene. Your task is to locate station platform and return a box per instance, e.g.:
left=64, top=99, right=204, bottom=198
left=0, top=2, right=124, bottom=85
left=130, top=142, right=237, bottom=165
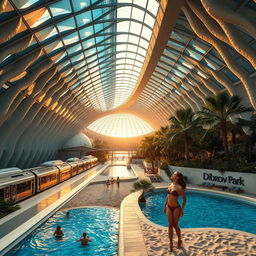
left=0, top=164, right=107, bottom=255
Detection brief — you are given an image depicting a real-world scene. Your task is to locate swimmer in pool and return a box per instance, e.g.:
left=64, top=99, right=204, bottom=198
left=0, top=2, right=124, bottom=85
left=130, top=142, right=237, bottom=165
left=66, top=211, right=71, bottom=218
left=164, top=171, right=186, bottom=252
left=53, top=225, right=64, bottom=238
left=76, top=232, right=92, bottom=245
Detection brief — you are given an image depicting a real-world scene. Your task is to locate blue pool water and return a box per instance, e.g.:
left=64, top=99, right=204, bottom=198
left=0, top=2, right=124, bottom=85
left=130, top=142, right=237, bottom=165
left=8, top=208, right=119, bottom=256
left=140, top=190, right=256, bottom=234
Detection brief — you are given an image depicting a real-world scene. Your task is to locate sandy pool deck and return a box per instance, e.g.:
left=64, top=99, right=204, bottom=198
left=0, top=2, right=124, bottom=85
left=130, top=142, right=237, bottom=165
left=141, top=221, right=256, bottom=256
left=61, top=165, right=256, bottom=256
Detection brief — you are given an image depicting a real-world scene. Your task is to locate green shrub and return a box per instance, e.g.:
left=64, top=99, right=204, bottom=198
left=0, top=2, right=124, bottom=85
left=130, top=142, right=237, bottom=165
left=0, top=200, right=20, bottom=218
left=160, top=162, right=169, bottom=170
left=132, top=179, right=155, bottom=202
left=160, top=162, right=172, bottom=178
left=169, top=158, right=256, bottom=173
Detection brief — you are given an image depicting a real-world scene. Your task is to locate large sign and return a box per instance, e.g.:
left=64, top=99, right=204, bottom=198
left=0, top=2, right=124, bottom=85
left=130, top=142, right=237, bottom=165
left=203, top=173, right=245, bottom=186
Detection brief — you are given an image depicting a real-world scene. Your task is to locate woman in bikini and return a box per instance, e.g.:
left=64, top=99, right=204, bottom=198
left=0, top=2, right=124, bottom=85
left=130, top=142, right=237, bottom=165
left=164, top=171, right=186, bottom=252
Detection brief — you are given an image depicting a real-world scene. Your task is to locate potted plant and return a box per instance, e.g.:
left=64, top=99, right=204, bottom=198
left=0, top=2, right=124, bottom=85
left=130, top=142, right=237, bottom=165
left=132, top=179, right=155, bottom=202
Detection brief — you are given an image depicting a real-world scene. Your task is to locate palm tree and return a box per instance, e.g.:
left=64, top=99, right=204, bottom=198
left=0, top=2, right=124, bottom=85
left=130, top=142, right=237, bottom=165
left=92, top=139, right=109, bottom=162
left=237, top=113, right=256, bottom=160
left=198, top=92, right=253, bottom=158
left=153, top=125, right=169, bottom=161
left=168, top=108, right=199, bottom=160
left=226, top=121, right=245, bottom=157
left=0, top=199, right=20, bottom=218
left=139, top=136, right=157, bottom=173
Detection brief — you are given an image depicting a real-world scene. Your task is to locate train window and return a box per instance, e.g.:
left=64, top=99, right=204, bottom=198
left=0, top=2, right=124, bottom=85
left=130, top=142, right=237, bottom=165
left=0, top=189, right=4, bottom=200
left=41, top=174, right=57, bottom=184
left=31, top=180, right=34, bottom=193
left=5, top=187, right=10, bottom=198
left=17, top=181, right=31, bottom=194
left=12, top=185, right=16, bottom=196
left=41, top=176, right=47, bottom=184
left=50, top=174, right=57, bottom=180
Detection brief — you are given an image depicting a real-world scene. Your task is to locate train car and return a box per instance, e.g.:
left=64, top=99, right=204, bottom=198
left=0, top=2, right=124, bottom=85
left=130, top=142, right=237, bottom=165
left=66, top=158, right=86, bottom=175
left=82, top=155, right=98, bottom=168
left=27, top=166, right=59, bottom=192
left=66, top=158, right=79, bottom=176
left=91, top=156, right=98, bottom=167
left=0, top=168, right=35, bottom=202
left=77, top=160, right=85, bottom=174
left=81, top=157, right=91, bottom=170
left=41, top=160, right=72, bottom=182
left=75, top=159, right=86, bottom=174
left=86, top=155, right=98, bottom=168
left=0, top=156, right=98, bottom=204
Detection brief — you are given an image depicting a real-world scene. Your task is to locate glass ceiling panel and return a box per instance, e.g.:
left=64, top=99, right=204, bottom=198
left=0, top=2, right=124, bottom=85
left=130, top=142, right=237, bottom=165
left=132, top=10, right=255, bottom=124
left=8, top=0, right=159, bottom=113
left=5, top=0, right=253, bottom=130
left=87, top=114, right=154, bottom=137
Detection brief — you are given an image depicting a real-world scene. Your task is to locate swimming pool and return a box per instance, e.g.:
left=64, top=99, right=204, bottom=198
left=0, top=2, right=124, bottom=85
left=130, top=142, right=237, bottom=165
left=139, top=190, right=256, bottom=234
left=7, top=208, right=119, bottom=256
left=101, top=165, right=135, bottom=177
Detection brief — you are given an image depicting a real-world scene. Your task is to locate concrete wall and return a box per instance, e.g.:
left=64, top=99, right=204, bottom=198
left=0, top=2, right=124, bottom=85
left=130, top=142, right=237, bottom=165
left=169, top=165, right=256, bottom=194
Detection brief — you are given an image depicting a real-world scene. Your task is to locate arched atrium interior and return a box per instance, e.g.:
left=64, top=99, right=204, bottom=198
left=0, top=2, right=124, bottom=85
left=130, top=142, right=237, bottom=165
left=0, top=0, right=255, bottom=169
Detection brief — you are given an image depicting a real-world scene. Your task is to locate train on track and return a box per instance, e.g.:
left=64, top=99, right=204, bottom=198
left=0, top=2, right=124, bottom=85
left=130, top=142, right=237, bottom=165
left=0, top=155, right=98, bottom=202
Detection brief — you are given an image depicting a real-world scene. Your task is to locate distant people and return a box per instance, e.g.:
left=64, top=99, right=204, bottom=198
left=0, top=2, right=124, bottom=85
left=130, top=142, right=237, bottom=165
left=66, top=211, right=71, bottom=218
left=54, top=225, right=64, bottom=238
left=77, top=232, right=92, bottom=245
left=110, top=177, right=115, bottom=185
left=105, top=179, right=110, bottom=188
left=116, top=177, right=120, bottom=189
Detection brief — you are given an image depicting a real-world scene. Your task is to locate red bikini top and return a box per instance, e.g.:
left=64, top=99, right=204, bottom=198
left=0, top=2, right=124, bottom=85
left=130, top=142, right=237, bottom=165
left=167, top=189, right=179, bottom=197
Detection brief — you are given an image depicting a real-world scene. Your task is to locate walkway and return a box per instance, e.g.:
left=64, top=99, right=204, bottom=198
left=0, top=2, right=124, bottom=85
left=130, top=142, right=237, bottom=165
left=0, top=164, right=107, bottom=255
left=61, top=164, right=156, bottom=209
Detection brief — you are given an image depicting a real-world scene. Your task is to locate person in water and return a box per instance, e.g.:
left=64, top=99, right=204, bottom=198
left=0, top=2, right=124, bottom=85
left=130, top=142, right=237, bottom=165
left=66, top=211, right=71, bottom=218
left=77, top=232, right=92, bottom=245
left=53, top=225, right=64, bottom=238
left=164, top=171, right=186, bottom=252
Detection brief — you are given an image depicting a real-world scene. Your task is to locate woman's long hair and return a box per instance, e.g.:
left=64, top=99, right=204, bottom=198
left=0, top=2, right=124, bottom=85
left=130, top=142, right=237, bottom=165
left=176, top=171, right=186, bottom=190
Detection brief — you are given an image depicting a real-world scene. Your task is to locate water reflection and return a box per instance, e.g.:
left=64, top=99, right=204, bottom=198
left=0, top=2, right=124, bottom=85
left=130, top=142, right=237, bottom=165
left=101, top=166, right=135, bottom=177
left=109, top=151, right=136, bottom=165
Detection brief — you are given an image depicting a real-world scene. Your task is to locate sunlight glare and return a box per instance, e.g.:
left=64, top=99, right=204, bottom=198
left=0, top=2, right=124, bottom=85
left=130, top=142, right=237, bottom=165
left=87, top=114, right=154, bottom=138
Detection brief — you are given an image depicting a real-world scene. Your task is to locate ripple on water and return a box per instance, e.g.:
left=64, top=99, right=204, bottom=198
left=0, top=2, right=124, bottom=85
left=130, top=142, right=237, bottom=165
left=140, top=190, right=256, bottom=234
left=8, top=208, right=119, bottom=256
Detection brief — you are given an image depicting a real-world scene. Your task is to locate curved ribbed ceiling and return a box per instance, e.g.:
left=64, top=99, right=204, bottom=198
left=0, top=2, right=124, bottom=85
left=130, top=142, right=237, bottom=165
left=129, top=1, right=256, bottom=127
left=0, top=0, right=159, bottom=111
left=87, top=114, right=154, bottom=137
left=0, top=0, right=255, bottom=169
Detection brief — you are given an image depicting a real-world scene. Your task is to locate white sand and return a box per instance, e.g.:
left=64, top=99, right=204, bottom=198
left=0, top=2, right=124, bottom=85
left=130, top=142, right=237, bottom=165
left=140, top=221, right=256, bottom=256
left=62, top=179, right=256, bottom=256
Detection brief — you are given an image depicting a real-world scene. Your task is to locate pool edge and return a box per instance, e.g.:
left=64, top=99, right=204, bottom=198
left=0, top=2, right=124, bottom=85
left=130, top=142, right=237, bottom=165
left=138, top=186, right=256, bottom=236
left=0, top=164, right=110, bottom=256
left=118, top=186, right=256, bottom=255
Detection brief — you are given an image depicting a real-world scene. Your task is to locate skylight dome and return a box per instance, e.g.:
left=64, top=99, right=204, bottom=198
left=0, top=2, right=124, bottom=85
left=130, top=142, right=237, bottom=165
left=87, top=114, right=154, bottom=138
